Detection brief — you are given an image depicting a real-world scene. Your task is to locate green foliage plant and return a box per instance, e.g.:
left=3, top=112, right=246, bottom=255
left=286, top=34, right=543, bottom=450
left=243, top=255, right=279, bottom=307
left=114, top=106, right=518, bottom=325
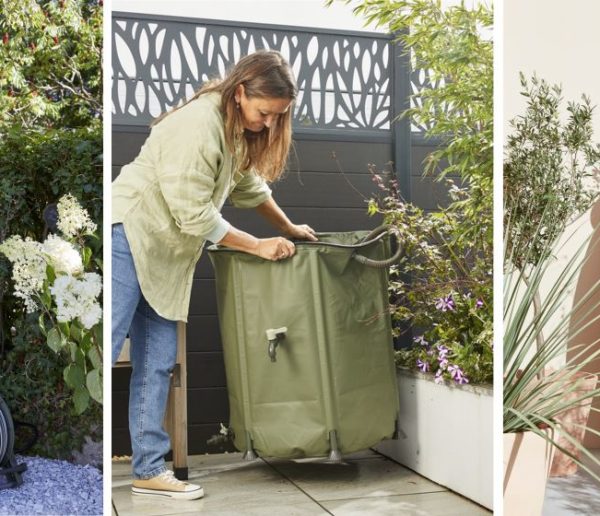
left=0, top=311, right=102, bottom=459
left=369, top=178, right=492, bottom=385
left=505, top=75, right=600, bottom=364
left=329, top=0, right=493, bottom=384
left=504, top=77, right=600, bottom=481
left=0, top=0, right=102, bottom=130
left=0, top=0, right=102, bottom=456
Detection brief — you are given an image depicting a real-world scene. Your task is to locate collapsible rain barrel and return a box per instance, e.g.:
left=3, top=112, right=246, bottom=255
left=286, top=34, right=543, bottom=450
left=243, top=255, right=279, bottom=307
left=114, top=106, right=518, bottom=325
left=207, top=226, right=401, bottom=460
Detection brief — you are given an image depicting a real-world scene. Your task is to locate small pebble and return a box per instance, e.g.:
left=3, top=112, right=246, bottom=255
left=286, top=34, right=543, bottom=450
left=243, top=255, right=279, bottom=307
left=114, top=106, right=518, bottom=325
left=0, top=455, right=102, bottom=515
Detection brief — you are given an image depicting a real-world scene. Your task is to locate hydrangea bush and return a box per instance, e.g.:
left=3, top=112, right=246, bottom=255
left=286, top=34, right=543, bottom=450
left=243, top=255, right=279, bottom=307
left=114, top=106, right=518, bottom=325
left=0, top=194, right=102, bottom=414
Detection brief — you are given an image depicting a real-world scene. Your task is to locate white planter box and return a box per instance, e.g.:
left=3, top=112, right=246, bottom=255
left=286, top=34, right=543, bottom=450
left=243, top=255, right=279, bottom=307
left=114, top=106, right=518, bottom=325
left=375, top=369, right=493, bottom=510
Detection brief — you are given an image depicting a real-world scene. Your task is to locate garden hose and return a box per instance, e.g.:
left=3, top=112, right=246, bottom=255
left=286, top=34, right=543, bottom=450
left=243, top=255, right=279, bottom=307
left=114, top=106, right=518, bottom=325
left=351, top=224, right=404, bottom=268
left=0, top=394, right=27, bottom=489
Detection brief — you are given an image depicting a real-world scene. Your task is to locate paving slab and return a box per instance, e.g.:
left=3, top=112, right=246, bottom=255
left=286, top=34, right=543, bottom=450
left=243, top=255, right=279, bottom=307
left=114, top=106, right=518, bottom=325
left=322, top=491, right=491, bottom=516
left=113, top=451, right=491, bottom=516
left=543, top=449, right=600, bottom=516
left=263, top=454, right=446, bottom=501
left=113, top=454, right=321, bottom=516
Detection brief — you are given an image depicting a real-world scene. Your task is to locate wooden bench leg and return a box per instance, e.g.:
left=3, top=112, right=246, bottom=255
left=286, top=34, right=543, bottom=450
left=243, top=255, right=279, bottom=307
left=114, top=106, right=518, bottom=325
left=165, top=321, right=188, bottom=480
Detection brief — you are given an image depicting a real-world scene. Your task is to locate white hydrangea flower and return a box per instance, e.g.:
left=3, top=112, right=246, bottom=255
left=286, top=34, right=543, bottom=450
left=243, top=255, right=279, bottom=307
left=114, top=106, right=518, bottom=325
left=79, top=302, right=102, bottom=329
left=42, top=234, right=84, bottom=276
left=0, top=236, right=46, bottom=313
left=56, top=194, right=97, bottom=238
left=50, top=272, right=103, bottom=329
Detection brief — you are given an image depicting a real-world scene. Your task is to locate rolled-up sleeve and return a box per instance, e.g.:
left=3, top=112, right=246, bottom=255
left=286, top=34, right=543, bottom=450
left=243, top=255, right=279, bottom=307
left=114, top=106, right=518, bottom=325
left=229, top=170, right=272, bottom=208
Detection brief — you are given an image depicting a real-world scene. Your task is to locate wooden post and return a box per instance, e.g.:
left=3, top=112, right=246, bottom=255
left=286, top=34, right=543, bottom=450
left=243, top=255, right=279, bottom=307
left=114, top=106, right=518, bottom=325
left=167, top=321, right=188, bottom=479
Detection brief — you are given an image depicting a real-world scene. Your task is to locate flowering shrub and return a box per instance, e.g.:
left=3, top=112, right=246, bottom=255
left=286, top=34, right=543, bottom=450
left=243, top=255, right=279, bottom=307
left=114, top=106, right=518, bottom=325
left=0, top=194, right=102, bottom=414
left=327, top=0, right=493, bottom=386
left=369, top=176, right=493, bottom=386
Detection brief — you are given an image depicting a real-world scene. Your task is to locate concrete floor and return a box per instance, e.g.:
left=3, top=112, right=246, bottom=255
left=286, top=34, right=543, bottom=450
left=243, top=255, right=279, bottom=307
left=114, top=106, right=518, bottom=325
left=112, top=449, right=491, bottom=516
left=543, top=449, right=600, bottom=515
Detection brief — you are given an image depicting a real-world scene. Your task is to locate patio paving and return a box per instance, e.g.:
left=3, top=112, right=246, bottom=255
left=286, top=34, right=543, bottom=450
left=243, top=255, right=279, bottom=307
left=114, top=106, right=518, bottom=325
left=543, top=449, right=600, bottom=515
left=112, top=449, right=491, bottom=516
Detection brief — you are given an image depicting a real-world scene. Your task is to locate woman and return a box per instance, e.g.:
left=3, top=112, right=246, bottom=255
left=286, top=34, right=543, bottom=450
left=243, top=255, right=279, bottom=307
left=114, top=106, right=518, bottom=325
left=112, top=50, right=317, bottom=500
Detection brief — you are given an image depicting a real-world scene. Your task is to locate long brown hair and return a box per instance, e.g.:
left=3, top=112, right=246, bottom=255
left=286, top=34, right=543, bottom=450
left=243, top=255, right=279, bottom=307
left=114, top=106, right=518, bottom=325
left=152, top=50, right=297, bottom=182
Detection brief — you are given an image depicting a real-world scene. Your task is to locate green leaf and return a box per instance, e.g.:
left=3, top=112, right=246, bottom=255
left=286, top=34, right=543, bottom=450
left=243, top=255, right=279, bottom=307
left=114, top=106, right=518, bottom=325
left=63, top=363, right=85, bottom=389
left=86, top=369, right=102, bottom=404
left=40, top=285, right=52, bottom=309
left=46, top=264, right=56, bottom=284
left=80, top=331, right=92, bottom=352
left=73, top=387, right=90, bottom=415
left=47, top=328, right=63, bottom=353
left=70, top=324, right=82, bottom=343
left=38, top=313, right=47, bottom=336
left=88, top=346, right=102, bottom=370
left=92, top=323, right=103, bottom=348
left=69, top=341, right=78, bottom=363
left=82, top=246, right=92, bottom=268
left=75, top=347, right=86, bottom=368
left=58, top=322, right=70, bottom=339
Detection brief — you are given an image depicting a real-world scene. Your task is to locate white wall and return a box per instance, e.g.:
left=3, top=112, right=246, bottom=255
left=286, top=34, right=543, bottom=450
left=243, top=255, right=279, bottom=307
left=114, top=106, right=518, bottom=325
left=504, top=0, right=600, bottom=137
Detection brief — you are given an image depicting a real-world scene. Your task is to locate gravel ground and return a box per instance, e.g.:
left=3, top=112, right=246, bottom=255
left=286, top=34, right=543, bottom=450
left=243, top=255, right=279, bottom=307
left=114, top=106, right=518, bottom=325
left=0, top=455, right=102, bottom=515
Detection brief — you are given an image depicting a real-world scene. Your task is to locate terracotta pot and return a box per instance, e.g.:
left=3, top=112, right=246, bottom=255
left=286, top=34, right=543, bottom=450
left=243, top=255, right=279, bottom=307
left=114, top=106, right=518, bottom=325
left=549, top=371, right=598, bottom=476
left=504, top=430, right=555, bottom=516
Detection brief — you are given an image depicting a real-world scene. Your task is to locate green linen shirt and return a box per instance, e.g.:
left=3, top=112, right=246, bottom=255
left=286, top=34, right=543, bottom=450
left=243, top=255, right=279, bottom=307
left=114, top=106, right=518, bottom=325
left=112, top=92, right=272, bottom=321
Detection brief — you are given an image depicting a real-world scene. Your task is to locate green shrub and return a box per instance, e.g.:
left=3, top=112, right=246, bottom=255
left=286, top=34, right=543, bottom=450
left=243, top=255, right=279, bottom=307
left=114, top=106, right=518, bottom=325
left=0, top=312, right=101, bottom=459
left=0, top=0, right=102, bottom=459
left=332, top=0, right=493, bottom=384
left=0, top=127, right=102, bottom=448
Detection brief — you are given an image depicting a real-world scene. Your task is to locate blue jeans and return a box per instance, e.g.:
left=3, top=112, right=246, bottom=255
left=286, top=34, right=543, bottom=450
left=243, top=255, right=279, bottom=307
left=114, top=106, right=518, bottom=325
left=112, top=223, right=177, bottom=479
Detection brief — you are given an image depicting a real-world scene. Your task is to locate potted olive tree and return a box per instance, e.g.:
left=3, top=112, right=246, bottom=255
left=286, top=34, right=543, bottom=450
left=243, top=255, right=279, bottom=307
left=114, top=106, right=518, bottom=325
left=504, top=74, right=600, bottom=515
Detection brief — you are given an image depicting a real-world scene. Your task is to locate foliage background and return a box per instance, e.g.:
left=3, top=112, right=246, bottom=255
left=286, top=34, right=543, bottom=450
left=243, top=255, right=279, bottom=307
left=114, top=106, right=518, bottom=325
left=0, top=0, right=102, bottom=459
left=332, top=0, right=493, bottom=384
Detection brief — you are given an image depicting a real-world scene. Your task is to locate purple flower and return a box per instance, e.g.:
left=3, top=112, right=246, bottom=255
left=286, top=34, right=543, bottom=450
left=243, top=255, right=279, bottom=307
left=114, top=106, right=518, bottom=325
left=416, top=359, right=430, bottom=373
left=448, top=364, right=469, bottom=384
left=439, top=358, right=449, bottom=369
left=434, top=370, right=444, bottom=384
left=476, top=298, right=484, bottom=309
left=435, top=294, right=456, bottom=312
left=436, top=344, right=449, bottom=360
left=413, top=335, right=429, bottom=347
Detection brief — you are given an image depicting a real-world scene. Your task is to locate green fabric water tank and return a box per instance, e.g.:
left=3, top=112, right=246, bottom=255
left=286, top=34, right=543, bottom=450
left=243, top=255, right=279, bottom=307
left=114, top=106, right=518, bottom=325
left=207, top=227, right=400, bottom=460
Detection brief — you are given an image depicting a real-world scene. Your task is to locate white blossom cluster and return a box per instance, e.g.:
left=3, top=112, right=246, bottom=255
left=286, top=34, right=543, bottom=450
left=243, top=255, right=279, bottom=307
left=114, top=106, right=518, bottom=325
left=42, top=234, right=83, bottom=275
left=57, top=193, right=97, bottom=238
left=50, top=273, right=102, bottom=329
left=0, top=236, right=46, bottom=313
left=0, top=195, right=101, bottom=325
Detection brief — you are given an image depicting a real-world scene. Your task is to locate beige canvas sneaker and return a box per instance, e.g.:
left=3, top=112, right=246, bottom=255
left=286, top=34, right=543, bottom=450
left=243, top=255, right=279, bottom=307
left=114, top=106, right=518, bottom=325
left=132, top=470, right=204, bottom=500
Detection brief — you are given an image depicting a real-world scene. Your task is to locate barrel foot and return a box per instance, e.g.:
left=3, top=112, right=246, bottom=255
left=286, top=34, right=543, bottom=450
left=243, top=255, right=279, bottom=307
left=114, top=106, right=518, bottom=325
left=327, top=430, right=343, bottom=463
left=243, top=449, right=257, bottom=461
left=243, top=431, right=257, bottom=461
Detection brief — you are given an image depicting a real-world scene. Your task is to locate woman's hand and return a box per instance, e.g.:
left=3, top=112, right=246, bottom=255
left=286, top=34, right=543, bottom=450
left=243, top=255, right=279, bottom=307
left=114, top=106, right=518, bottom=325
left=284, top=223, right=318, bottom=242
left=255, top=236, right=296, bottom=261
left=255, top=199, right=318, bottom=242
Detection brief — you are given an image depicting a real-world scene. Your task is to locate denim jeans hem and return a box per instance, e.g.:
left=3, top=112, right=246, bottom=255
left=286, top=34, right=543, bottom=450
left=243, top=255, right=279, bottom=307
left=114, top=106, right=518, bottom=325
left=133, top=464, right=169, bottom=480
